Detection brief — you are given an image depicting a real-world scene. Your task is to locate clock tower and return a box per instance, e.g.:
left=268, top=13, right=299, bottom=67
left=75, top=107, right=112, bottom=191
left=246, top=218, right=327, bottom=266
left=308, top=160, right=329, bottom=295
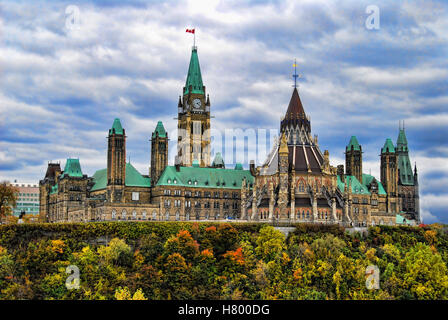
left=177, top=46, right=211, bottom=167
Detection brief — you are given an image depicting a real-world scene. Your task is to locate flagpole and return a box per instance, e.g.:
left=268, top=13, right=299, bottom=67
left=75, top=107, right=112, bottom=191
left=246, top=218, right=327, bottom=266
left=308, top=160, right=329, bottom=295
left=194, top=28, right=196, bottom=48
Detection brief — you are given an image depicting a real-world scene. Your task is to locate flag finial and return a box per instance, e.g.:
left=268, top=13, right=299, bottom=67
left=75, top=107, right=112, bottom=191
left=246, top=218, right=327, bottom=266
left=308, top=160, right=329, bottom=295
left=186, top=28, right=196, bottom=48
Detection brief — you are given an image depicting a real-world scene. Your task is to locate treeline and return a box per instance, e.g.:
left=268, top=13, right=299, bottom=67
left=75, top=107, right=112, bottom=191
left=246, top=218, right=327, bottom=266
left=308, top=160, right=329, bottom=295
left=0, top=222, right=447, bottom=300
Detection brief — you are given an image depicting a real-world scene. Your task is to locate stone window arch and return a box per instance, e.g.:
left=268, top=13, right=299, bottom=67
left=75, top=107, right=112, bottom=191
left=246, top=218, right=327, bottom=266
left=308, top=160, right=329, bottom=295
left=152, top=210, right=157, bottom=221
left=142, top=210, right=147, bottom=220
left=112, top=209, right=116, bottom=220
left=122, top=209, right=127, bottom=220
left=175, top=211, right=180, bottom=221
left=132, top=210, right=137, bottom=220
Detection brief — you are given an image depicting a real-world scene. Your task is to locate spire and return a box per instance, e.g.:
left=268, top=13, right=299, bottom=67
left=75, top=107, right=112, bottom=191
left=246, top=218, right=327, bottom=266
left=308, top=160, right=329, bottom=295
left=284, top=87, right=306, bottom=121
left=279, top=132, right=289, bottom=154
left=396, top=127, right=408, bottom=152
left=396, top=125, right=414, bottom=185
left=109, top=118, right=124, bottom=135
left=381, top=138, right=395, bottom=154
left=152, top=121, right=167, bottom=138
left=346, top=136, right=361, bottom=151
left=184, top=47, right=204, bottom=95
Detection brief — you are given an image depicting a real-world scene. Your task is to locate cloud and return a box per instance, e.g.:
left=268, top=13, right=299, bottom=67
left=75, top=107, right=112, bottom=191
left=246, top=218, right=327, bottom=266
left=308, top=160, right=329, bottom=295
left=1, top=0, right=447, bottom=222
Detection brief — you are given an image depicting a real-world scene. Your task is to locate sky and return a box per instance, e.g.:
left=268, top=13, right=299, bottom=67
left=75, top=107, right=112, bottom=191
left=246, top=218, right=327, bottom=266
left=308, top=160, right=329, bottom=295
left=0, top=0, right=447, bottom=223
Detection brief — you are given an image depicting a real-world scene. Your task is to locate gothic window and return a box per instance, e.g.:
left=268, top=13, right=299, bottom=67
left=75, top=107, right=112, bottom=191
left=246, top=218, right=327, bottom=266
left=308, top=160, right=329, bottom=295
left=132, top=210, right=137, bottom=219
left=122, top=209, right=127, bottom=220
left=205, top=212, right=210, bottom=220
left=298, top=181, right=305, bottom=193
left=175, top=211, right=180, bottom=221
left=152, top=210, right=157, bottom=220
left=186, top=212, right=190, bottom=220
left=142, top=211, right=147, bottom=220
left=165, top=211, right=170, bottom=221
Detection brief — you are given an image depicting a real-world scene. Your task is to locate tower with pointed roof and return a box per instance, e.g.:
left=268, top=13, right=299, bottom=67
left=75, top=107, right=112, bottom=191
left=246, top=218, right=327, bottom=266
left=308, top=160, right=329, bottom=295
left=151, top=121, right=168, bottom=185
left=345, top=136, right=363, bottom=183
left=381, top=138, right=398, bottom=213
left=107, top=118, right=126, bottom=202
left=177, top=46, right=211, bottom=168
left=395, top=123, right=420, bottom=222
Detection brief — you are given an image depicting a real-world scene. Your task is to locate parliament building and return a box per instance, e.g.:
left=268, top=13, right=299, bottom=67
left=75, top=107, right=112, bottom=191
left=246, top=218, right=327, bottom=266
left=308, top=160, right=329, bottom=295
left=39, top=45, right=420, bottom=226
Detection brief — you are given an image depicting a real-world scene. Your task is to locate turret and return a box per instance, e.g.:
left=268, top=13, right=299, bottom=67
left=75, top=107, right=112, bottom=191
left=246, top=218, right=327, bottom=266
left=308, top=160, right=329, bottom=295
left=151, top=121, right=168, bottom=185
left=345, top=136, right=363, bottom=183
left=107, top=118, right=126, bottom=202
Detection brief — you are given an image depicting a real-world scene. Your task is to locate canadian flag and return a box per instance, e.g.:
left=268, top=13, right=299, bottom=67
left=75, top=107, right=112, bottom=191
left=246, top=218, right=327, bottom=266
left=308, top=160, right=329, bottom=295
left=186, top=28, right=195, bottom=34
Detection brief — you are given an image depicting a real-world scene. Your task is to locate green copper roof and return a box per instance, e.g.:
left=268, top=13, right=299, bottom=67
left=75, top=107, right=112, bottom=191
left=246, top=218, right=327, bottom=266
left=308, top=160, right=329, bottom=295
left=184, top=47, right=204, bottom=95
left=91, top=168, right=107, bottom=191
left=234, top=163, right=243, bottom=170
left=61, top=158, right=83, bottom=178
left=156, top=166, right=254, bottom=189
left=212, top=152, right=224, bottom=167
left=396, top=129, right=408, bottom=152
left=381, top=138, right=395, bottom=153
left=362, top=173, right=387, bottom=195
left=152, top=121, right=166, bottom=138
left=337, top=173, right=386, bottom=196
left=91, top=163, right=151, bottom=191
left=337, top=175, right=370, bottom=195
left=396, top=214, right=408, bottom=224
left=346, top=136, right=361, bottom=151
left=109, top=118, right=124, bottom=135
left=396, top=129, right=414, bottom=185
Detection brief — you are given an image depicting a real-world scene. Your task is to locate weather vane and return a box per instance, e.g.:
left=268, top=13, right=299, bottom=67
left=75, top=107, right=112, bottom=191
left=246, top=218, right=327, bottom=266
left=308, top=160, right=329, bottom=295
left=292, top=59, right=302, bottom=88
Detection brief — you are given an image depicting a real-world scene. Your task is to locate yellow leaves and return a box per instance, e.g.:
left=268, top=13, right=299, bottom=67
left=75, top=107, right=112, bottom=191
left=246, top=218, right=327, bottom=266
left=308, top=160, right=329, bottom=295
left=50, top=240, right=65, bottom=254
left=424, top=230, right=437, bottom=245
left=114, top=287, right=147, bottom=300
left=366, top=248, right=377, bottom=262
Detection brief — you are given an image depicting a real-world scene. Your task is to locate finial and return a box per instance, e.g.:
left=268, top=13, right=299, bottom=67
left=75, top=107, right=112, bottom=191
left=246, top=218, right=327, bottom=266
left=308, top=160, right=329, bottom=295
left=292, top=59, right=302, bottom=89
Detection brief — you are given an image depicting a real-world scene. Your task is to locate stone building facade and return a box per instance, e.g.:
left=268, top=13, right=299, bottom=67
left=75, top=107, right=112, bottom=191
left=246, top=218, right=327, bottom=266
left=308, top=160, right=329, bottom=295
left=39, top=45, right=419, bottom=226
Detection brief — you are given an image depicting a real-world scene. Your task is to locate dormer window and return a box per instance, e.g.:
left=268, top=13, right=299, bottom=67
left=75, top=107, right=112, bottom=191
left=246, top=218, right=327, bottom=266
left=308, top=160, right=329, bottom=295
left=174, top=179, right=177, bottom=184
left=188, top=180, right=192, bottom=185
left=167, top=179, right=171, bottom=184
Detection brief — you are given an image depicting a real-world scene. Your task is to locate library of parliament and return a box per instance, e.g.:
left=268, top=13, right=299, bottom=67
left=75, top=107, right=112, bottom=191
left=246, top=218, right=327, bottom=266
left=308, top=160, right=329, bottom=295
left=39, top=45, right=420, bottom=226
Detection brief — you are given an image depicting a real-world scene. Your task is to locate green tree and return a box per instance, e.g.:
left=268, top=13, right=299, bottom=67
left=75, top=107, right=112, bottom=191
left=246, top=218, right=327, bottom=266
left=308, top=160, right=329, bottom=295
left=0, top=181, right=18, bottom=223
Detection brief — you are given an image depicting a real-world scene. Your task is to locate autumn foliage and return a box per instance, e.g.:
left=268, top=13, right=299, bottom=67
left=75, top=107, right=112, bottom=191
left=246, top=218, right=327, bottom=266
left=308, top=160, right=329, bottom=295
left=1, top=222, right=448, bottom=300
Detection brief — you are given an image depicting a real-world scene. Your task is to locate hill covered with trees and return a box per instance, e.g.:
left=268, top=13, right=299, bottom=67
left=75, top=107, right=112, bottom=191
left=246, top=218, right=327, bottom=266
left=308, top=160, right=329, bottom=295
left=0, top=222, right=447, bottom=300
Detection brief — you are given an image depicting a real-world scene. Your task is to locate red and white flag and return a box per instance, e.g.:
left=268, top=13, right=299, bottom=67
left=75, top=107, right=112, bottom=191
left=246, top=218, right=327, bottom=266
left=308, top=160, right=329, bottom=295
left=186, top=28, right=195, bottom=34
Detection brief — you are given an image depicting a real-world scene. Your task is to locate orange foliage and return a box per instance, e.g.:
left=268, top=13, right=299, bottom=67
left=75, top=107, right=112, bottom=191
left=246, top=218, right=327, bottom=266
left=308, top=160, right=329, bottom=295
left=205, top=226, right=217, bottom=232
left=224, top=247, right=245, bottom=265
left=201, top=249, right=214, bottom=259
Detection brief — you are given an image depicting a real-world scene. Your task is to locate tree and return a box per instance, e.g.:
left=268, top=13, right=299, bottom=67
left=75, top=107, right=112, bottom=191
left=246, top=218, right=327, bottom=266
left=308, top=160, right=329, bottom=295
left=0, top=181, right=18, bottom=223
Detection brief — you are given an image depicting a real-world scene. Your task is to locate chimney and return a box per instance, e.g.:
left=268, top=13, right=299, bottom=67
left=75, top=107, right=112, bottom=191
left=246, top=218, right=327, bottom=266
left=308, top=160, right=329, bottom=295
left=249, top=160, right=256, bottom=176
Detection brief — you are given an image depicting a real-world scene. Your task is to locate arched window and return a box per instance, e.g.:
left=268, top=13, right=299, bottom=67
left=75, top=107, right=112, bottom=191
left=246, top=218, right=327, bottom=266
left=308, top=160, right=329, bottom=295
left=122, top=209, right=127, bottom=220
left=132, top=210, right=137, bottom=220
left=298, top=181, right=305, bottom=193
left=112, top=209, right=116, bottom=220
left=152, top=210, right=157, bottom=221
left=186, top=212, right=190, bottom=220
left=165, top=211, right=170, bottom=221
left=175, top=211, right=180, bottom=221
left=142, top=211, right=147, bottom=220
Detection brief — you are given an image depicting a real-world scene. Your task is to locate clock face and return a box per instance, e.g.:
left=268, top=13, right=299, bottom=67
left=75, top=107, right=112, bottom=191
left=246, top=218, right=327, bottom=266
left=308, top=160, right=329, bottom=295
left=192, top=98, right=202, bottom=109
